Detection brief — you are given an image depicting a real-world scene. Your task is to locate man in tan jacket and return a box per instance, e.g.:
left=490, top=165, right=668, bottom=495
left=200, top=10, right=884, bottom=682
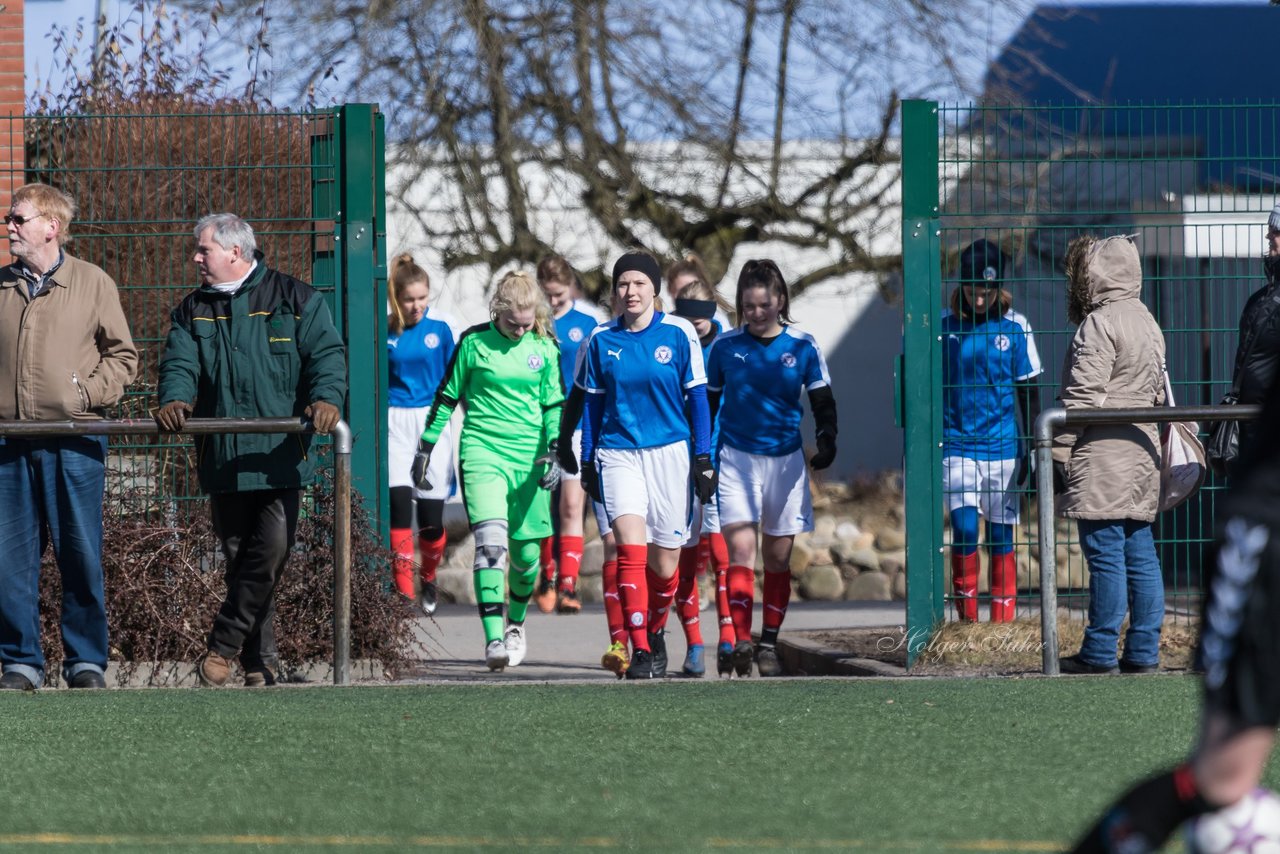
left=0, top=183, right=138, bottom=690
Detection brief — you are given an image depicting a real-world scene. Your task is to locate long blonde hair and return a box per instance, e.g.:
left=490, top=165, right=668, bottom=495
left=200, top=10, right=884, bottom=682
left=491, top=270, right=554, bottom=338
left=388, top=253, right=430, bottom=335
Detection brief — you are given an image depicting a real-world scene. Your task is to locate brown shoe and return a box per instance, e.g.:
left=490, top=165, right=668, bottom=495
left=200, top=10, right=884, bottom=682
left=243, top=666, right=277, bottom=688
left=197, top=651, right=233, bottom=687
left=534, top=577, right=557, bottom=614
left=556, top=583, right=581, bottom=614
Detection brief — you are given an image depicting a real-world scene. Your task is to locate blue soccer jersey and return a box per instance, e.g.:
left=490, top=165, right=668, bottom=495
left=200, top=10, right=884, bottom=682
left=707, top=326, right=830, bottom=457
left=388, top=308, right=458, bottom=408
left=940, top=308, right=1042, bottom=460
left=578, top=312, right=706, bottom=450
left=554, top=304, right=603, bottom=393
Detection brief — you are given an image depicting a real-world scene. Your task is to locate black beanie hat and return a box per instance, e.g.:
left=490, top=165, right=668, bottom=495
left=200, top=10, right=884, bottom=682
left=612, top=252, right=662, bottom=293
left=957, top=239, right=1009, bottom=288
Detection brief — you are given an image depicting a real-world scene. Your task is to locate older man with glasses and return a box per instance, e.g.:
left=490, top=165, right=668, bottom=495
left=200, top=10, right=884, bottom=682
left=0, top=182, right=139, bottom=690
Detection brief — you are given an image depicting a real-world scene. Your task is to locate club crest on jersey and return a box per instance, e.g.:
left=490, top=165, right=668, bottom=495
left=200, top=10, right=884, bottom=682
left=527, top=353, right=544, bottom=371
left=569, top=327, right=584, bottom=342
left=653, top=345, right=673, bottom=364
left=992, top=334, right=1011, bottom=352
left=781, top=352, right=797, bottom=368
left=425, top=333, right=440, bottom=349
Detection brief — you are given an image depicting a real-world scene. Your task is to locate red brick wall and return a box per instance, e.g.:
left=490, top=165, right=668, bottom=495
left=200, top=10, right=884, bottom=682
left=0, top=0, right=22, bottom=214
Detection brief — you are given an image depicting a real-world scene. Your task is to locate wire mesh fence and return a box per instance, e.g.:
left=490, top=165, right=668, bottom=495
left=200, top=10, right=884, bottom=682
left=3, top=105, right=338, bottom=507
left=905, top=101, right=1280, bottom=643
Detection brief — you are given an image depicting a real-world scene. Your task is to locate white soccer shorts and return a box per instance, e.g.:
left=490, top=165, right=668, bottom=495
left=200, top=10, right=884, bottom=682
left=681, top=495, right=723, bottom=547
left=388, top=405, right=455, bottom=500
left=942, top=455, right=1020, bottom=525
left=717, top=445, right=814, bottom=537
left=596, top=441, right=692, bottom=549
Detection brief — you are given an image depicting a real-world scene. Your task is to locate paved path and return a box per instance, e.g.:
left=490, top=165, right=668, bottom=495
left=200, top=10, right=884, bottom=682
left=399, top=600, right=905, bottom=683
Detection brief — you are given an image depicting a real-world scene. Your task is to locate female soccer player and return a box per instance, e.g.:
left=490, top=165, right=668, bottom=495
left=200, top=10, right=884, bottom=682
left=578, top=251, right=714, bottom=680
left=535, top=255, right=603, bottom=615
left=661, top=275, right=730, bottom=677
left=706, top=259, right=837, bottom=677
left=386, top=253, right=457, bottom=615
left=941, top=239, right=1041, bottom=623
left=414, top=271, right=563, bottom=671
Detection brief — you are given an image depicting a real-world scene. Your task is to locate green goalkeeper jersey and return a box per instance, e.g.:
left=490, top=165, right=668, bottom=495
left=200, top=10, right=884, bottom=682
left=421, top=322, right=563, bottom=464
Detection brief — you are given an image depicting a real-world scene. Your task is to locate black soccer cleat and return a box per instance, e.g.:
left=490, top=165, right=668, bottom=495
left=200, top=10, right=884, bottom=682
left=716, top=642, right=735, bottom=677
left=625, top=648, right=655, bottom=680
left=732, top=641, right=754, bottom=677
left=648, top=629, right=668, bottom=678
left=755, top=644, right=783, bottom=677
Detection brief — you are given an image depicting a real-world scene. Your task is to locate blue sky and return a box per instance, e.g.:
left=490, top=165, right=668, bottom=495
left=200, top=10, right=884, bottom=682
left=23, top=1, right=1269, bottom=109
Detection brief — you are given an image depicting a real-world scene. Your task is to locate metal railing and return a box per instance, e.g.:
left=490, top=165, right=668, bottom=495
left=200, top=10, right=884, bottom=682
left=1033, top=404, right=1260, bottom=675
left=0, top=417, right=355, bottom=686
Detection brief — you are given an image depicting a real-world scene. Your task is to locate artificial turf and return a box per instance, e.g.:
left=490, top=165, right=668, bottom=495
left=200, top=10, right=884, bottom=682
left=0, top=676, right=1262, bottom=852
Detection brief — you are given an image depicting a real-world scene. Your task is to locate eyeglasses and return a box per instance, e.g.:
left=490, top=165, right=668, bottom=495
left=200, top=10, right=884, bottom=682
left=4, top=212, right=44, bottom=226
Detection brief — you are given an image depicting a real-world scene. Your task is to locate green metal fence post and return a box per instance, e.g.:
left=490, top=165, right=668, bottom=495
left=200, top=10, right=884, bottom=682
left=335, top=104, right=389, bottom=540
left=901, top=99, right=944, bottom=667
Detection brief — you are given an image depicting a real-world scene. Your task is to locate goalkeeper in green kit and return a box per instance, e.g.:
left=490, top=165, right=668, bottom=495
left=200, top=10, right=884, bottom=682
left=413, top=271, right=564, bottom=671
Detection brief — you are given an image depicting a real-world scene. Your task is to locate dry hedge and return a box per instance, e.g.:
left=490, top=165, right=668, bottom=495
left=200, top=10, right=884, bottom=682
left=37, top=469, right=420, bottom=686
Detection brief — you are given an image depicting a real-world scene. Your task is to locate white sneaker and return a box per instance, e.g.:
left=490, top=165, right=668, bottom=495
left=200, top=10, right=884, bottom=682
left=484, top=639, right=509, bottom=671
left=503, top=624, right=527, bottom=666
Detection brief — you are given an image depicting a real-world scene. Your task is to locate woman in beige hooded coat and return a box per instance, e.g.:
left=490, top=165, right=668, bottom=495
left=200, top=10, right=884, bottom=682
left=1053, top=234, right=1167, bottom=675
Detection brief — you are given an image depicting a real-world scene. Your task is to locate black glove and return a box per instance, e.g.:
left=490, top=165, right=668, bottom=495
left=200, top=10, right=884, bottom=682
left=557, top=436, right=579, bottom=476
left=1013, top=451, right=1034, bottom=487
left=581, top=460, right=601, bottom=503
left=536, top=440, right=563, bottom=491
left=810, top=432, right=837, bottom=470
left=693, top=453, right=717, bottom=504
left=1052, top=460, right=1068, bottom=495
left=411, top=439, right=435, bottom=491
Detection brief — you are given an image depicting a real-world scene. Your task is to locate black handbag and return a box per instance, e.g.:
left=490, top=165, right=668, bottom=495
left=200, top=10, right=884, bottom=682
left=1206, top=392, right=1239, bottom=477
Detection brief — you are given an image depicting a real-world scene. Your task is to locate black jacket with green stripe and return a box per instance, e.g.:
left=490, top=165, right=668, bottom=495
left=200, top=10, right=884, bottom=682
left=158, top=258, right=347, bottom=494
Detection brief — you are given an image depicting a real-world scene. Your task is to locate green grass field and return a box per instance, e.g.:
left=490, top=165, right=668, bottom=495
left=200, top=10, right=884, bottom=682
left=0, top=676, right=1268, bottom=852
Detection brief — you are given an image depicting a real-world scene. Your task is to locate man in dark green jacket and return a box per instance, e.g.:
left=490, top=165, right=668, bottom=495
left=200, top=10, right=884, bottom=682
left=156, top=213, right=346, bottom=687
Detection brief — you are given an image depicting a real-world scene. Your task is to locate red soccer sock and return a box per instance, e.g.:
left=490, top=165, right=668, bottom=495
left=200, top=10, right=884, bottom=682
left=989, top=551, right=1017, bottom=623
left=539, top=537, right=557, bottom=585
left=646, top=565, right=680, bottom=632
left=696, top=536, right=712, bottom=575
left=727, top=565, right=755, bottom=644
left=601, top=559, right=625, bottom=644
left=760, top=569, right=791, bottom=646
left=675, top=547, right=703, bottom=646
left=708, top=532, right=730, bottom=571
left=715, top=563, right=735, bottom=646
left=417, top=531, right=447, bottom=585
left=391, top=527, right=415, bottom=597
left=951, top=551, right=980, bottom=621
left=558, top=535, right=584, bottom=592
left=617, top=544, right=650, bottom=652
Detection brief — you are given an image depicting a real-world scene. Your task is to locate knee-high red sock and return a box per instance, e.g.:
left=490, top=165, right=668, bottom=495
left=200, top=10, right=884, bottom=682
left=539, top=537, right=557, bottom=585
left=558, top=535, right=584, bottom=592
left=417, top=531, right=446, bottom=584
left=727, top=565, right=755, bottom=644
left=391, top=527, right=415, bottom=597
left=674, top=548, right=703, bottom=646
left=708, top=532, right=730, bottom=571
left=715, top=562, right=734, bottom=645
left=601, top=558, right=624, bottom=644
left=617, top=544, right=650, bottom=652
left=760, top=570, right=791, bottom=646
left=989, top=551, right=1017, bottom=623
left=951, top=551, right=979, bottom=621
left=696, top=536, right=712, bottom=575
left=647, top=565, right=680, bottom=632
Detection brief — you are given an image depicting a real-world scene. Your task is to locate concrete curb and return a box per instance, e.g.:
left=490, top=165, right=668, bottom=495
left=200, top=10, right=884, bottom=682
left=775, top=634, right=908, bottom=678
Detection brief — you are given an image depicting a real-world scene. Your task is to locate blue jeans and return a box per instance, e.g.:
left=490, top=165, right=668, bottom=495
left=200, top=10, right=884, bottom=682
left=1077, top=518, right=1164, bottom=668
left=0, top=436, right=108, bottom=687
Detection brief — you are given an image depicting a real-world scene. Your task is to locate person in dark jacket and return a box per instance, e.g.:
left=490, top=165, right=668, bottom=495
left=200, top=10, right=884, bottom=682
left=1224, top=203, right=1280, bottom=471
left=155, top=213, right=347, bottom=688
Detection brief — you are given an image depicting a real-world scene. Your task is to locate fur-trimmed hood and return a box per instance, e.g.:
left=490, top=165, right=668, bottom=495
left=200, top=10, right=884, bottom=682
left=1065, top=235, right=1143, bottom=324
